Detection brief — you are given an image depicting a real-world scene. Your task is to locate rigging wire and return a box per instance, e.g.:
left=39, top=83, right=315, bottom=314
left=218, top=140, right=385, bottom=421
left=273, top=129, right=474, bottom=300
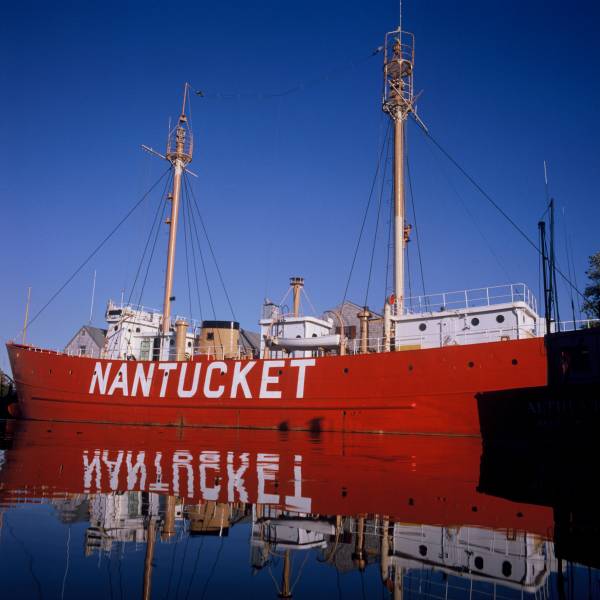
left=196, top=48, right=382, bottom=102
left=186, top=188, right=218, bottom=319
left=364, top=126, right=392, bottom=307
left=20, top=168, right=171, bottom=336
left=415, top=123, right=586, bottom=301
left=184, top=183, right=205, bottom=323
left=184, top=180, right=225, bottom=352
left=561, top=206, right=579, bottom=323
left=136, top=190, right=168, bottom=309
left=341, top=119, right=391, bottom=308
left=384, top=175, right=394, bottom=300
left=127, top=170, right=173, bottom=306
left=182, top=190, right=194, bottom=323
left=405, top=135, right=428, bottom=299
left=184, top=173, right=237, bottom=321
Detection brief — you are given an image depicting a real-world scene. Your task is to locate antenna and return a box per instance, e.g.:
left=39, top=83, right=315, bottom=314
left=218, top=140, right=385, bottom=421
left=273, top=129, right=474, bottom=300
left=22, top=287, right=32, bottom=345
left=89, top=270, right=96, bottom=324
left=543, top=160, right=550, bottom=204
left=399, top=0, right=402, bottom=31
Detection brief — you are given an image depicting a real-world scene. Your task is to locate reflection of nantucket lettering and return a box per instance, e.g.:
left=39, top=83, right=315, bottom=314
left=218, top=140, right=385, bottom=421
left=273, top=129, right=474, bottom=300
left=82, top=449, right=311, bottom=511
left=88, top=359, right=316, bottom=400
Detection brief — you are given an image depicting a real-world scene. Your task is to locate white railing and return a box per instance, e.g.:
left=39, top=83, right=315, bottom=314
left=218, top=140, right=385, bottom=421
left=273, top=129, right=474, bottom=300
left=552, top=319, right=600, bottom=333
left=344, top=326, right=538, bottom=354
left=399, top=283, right=538, bottom=316
left=105, top=300, right=203, bottom=329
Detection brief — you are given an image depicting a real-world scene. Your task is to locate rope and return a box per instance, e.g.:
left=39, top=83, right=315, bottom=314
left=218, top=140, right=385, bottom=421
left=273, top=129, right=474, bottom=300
left=184, top=185, right=204, bottom=322
left=136, top=189, right=168, bottom=310
left=405, top=138, right=428, bottom=300
left=184, top=173, right=237, bottom=321
left=384, top=175, right=394, bottom=301
left=197, top=48, right=381, bottom=101
left=127, top=170, right=173, bottom=306
left=416, top=122, right=586, bottom=302
left=364, top=125, right=392, bottom=307
left=20, top=168, right=170, bottom=336
left=184, top=182, right=225, bottom=351
left=182, top=192, right=194, bottom=323
left=341, top=119, right=391, bottom=308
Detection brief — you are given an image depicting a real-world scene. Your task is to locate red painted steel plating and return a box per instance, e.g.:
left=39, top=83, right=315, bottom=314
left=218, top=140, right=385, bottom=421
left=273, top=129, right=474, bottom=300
left=0, top=419, right=553, bottom=537
left=6, top=337, right=547, bottom=435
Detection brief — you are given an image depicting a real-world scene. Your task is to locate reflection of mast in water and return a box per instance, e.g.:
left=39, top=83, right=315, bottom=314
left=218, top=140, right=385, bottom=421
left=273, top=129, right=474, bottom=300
left=142, top=517, right=157, bottom=600
left=279, top=550, right=292, bottom=598
left=161, top=495, right=178, bottom=541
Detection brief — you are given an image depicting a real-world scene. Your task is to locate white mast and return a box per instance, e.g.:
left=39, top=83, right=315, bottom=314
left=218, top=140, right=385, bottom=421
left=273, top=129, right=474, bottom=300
left=382, top=26, right=417, bottom=314
left=161, top=84, right=194, bottom=335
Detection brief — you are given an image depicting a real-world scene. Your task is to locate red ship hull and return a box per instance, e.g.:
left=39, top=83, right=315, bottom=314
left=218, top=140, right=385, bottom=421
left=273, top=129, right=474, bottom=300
left=6, top=337, right=546, bottom=435
left=0, top=419, right=554, bottom=537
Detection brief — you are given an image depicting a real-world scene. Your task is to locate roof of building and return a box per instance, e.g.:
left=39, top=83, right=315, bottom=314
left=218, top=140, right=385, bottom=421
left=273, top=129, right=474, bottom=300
left=326, top=300, right=383, bottom=319
left=85, top=326, right=108, bottom=348
left=66, top=325, right=108, bottom=349
left=240, top=329, right=260, bottom=352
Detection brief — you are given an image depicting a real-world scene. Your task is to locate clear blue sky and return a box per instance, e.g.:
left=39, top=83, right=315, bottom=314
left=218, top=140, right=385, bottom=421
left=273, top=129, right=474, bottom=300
left=2, top=1, right=599, bottom=370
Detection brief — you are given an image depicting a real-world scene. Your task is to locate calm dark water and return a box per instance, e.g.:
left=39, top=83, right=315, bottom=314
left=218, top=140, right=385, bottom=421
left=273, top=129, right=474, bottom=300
left=0, top=419, right=598, bottom=599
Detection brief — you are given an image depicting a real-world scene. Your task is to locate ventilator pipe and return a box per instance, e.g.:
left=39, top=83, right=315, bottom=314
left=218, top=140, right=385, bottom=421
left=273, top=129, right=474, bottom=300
left=357, top=308, right=372, bottom=354
left=175, top=319, right=188, bottom=360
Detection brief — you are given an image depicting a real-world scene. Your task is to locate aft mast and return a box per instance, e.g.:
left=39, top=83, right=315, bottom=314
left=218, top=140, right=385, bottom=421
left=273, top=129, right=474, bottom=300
left=382, top=24, right=417, bottom=315
left=161, top=84, right=194, bottom=336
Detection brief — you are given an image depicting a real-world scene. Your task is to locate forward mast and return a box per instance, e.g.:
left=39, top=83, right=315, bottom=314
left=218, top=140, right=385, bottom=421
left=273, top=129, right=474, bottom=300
left=161, top=84, right=194, bottom=336
left=382, top=27, right=417, bottom=315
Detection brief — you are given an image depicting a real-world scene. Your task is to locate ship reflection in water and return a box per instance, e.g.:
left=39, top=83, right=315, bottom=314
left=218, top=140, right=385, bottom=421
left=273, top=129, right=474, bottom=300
left=0, top=420, right=597, bottom=599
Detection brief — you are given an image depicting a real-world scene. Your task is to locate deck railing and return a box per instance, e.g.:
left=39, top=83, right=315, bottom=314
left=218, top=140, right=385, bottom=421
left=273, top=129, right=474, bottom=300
left=551, top=319, right=600, bottom=333
left=398, top=283, right=538, bottom=316
left=344, top=325, right=537, bottom=354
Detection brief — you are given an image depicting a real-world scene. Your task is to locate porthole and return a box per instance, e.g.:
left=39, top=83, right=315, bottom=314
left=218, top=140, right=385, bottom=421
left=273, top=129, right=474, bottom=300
left=418, top=323, right=427, bottom=332
left=343, top=368, right=349, bottom=374
left=468, top=361, right=475, bottom=368
left=511, top=358, right=518, bottom=365
left=496, top=314, right=505, bottom=323
left=474, top=556, right=484, bottom=570
left=471, top=505, right=478, bottom=512
left=136, top=327, right=141, bottom=333
left=278, top=370, right=283, bottom=376
left=408, top=364, right=413, bottom=371
left=418, top=545, right=427, bottom=557
left=471, top=317, right=480, bottom=326
left=502, top=561, right=512, bottom=577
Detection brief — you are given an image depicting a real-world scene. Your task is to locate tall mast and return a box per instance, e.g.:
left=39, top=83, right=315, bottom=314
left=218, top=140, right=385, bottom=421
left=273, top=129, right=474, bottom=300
left=382, top=28, right=416, bottom=314
left=161, top=83, right=194, bottom=335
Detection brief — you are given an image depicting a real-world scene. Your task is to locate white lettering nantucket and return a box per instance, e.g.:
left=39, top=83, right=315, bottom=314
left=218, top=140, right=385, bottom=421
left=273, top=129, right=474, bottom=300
left=231, top=361, right=256, bottom=399
left=259, top=360, right=284, bottom=399
left=89, top=362, right=113, bottom=394
left=290, top=358, right=315, bottom=398
left=204, top=362, right=227, bottom=398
